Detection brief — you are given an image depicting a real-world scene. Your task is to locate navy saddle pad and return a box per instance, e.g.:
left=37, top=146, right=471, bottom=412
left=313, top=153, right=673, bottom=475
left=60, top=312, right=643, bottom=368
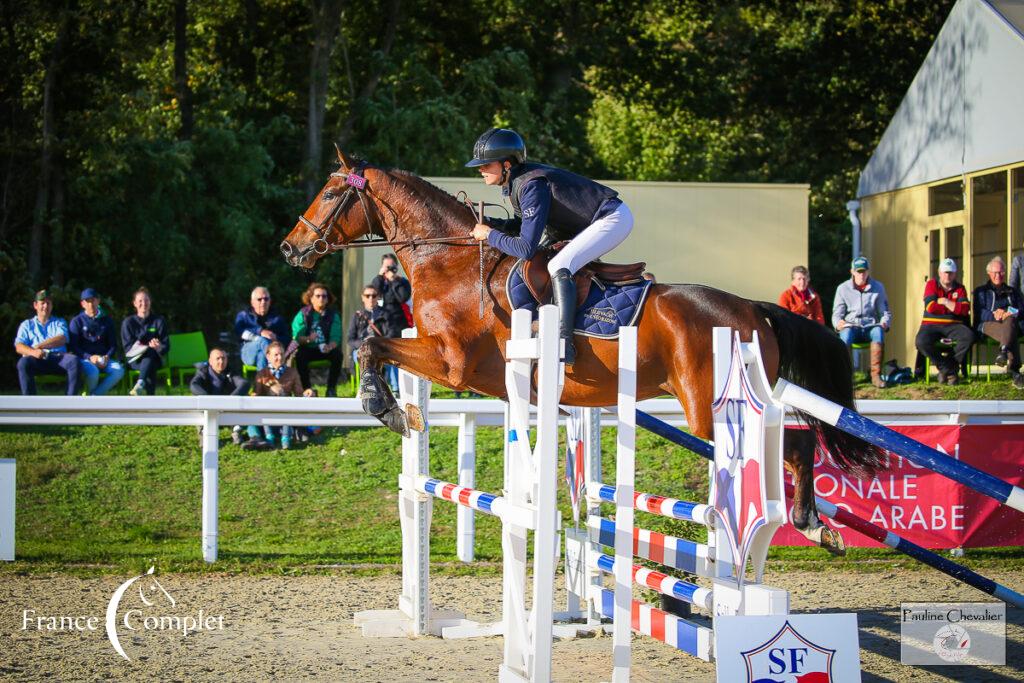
left=505, top=261, right=653, bottom=339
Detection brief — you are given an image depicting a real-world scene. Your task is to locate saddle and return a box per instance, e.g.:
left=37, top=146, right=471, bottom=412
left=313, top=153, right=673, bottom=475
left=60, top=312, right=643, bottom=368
left=521, top=245, right=647, bottom=306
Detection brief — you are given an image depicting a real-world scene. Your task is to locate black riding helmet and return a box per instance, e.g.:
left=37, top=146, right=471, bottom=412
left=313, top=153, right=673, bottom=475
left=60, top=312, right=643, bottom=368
left=465, top=128, right=526, bottom=167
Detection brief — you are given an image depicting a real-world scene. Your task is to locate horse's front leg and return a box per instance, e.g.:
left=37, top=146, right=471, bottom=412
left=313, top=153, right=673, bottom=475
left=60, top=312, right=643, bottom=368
left=356, top=335, right=451, bottom=436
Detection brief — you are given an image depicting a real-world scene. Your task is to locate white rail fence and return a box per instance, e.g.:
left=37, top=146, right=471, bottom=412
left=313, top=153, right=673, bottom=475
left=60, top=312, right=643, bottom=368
left=1, top=396, right=1023, bottom=562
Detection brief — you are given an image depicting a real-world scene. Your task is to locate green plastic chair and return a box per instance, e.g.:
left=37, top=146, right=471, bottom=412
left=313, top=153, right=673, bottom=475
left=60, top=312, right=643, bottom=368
left=973, top=336, right=1000, bottom=382
left=128, top=331, right=208, bottom=387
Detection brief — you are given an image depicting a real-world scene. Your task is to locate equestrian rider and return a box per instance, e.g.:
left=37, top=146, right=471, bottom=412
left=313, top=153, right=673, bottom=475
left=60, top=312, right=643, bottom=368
left=468, top=128, right=634, bottom=364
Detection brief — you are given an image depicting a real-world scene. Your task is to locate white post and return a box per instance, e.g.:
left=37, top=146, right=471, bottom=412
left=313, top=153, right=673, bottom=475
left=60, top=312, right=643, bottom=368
left=583, top=407, right=603, bottom=624
left=612, top=326, right=638, bottom=683
left=528, top=305, right=561, bottom=683
left=0, top=459, right=14, bottom=561
left=456, top=413, right=476, bottom=563
left=201, top=410, right=219, bottom=563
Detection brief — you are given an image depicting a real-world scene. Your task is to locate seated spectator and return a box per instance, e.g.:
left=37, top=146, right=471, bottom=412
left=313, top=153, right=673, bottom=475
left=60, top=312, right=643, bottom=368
left=832, top=257, right=892, bottom=388
left=121, top=287, right=169, bottom=396
left=191, top=347, right=251, bottom=444
left=235, top=286, right=289, bottom=372
left=14, top=289, right=79, bottom=395
left=915, top=258, right=974, bottom=385
left=347, top=285, right=387, bottom=368
left=69, top=288, right=125, bottom=395
left=245, top=341, right=314, bottom=450
left=291, top=282, right=342, bottom=397
left=778, top=265, right=824, bottom=324
left=973, top=256, right=1024, bottom=389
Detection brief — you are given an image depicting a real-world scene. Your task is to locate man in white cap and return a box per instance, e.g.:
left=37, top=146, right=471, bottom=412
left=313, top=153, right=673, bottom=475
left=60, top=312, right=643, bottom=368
left=915, top=258, right=974, bottom=385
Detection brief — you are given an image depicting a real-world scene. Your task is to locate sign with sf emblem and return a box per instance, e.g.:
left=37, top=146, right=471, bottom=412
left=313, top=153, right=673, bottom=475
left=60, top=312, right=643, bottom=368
left=716, top=614, right=861, bottom=682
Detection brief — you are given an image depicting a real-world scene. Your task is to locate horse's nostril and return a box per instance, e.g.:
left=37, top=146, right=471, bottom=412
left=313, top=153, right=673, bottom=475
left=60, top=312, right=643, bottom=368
left=280, top=241, right=293, bottom=258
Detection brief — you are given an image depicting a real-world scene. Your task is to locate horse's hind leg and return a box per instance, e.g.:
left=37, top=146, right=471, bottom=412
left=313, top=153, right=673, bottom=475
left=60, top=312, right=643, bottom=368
left=785, top=428, right=845, bottom=556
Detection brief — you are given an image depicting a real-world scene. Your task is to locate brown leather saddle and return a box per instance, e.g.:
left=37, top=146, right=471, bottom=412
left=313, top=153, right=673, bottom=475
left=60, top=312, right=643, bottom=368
left=521, top=244, right=647, bottom=306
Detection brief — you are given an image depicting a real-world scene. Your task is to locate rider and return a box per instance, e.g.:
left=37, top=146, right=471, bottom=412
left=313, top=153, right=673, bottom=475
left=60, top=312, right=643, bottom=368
left=468, top=128, right=634, bottom=365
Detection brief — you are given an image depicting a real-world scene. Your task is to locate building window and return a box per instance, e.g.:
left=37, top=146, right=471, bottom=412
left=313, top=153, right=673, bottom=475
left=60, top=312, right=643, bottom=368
left=1012, top=167, right=1024, bottom=258
left=928, top=180, right=964, bottom=215
left=972, top=171, right=1007, bottom=287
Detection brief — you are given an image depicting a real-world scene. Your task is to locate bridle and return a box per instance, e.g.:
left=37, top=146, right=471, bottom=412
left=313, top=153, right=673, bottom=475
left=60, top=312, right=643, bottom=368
left=286, top=164, right=487, bottom=262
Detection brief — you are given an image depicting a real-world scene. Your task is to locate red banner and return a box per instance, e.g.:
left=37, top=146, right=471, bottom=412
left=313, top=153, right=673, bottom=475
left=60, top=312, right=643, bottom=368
left=774, top=425, right=1024, bottom=549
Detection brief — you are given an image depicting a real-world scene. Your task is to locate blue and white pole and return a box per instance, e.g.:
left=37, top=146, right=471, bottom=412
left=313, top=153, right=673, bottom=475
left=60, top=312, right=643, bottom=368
left=773, top=379, right=1024, bottom=515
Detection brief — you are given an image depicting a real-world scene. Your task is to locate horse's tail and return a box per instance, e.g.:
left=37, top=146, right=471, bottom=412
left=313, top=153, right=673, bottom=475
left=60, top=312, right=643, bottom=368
left=755, top=301, right=886, bottom=477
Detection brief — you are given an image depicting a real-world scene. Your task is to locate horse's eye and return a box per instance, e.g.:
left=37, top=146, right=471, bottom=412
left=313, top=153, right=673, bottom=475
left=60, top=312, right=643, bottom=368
left=323, top=191, right=335, bottom=201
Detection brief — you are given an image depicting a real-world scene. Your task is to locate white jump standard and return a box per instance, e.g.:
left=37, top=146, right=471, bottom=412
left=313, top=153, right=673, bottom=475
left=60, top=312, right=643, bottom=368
left=355, top=305, right=565, bottom=683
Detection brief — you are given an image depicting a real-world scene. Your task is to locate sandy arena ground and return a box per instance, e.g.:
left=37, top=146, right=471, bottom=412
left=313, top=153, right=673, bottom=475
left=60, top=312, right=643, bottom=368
left=1, top=568, right=1021, bottom=682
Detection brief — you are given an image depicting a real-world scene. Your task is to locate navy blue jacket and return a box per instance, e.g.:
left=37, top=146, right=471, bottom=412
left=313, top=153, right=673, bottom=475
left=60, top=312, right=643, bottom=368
left=121, top=315, right=169, bottom=353
left=486, top=163, right=619, bottom=261
left=234, top=307, right=291, bottom=345
left=69, top=311, right=118, bottom=358
left=972, top=281, right=1024, bottom=333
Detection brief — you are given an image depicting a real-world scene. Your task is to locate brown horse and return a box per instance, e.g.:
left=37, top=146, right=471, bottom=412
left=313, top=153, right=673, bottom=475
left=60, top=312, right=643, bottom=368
left=280, top=150, right=884, bottom=552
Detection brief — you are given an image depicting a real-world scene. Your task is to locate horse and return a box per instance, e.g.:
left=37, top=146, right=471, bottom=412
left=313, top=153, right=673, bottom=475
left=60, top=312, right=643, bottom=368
left=279, top=149, right=885, bottom=553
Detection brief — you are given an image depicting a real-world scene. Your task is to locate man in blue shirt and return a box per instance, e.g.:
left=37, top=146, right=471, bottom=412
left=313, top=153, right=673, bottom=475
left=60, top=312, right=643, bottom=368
left=467, top=128, right=634, bottom=364
left=14, top=290, right=80, bottom=395
left=69, top=288, right=125, bottom=395
left=235, top=286, right=290, bottom=371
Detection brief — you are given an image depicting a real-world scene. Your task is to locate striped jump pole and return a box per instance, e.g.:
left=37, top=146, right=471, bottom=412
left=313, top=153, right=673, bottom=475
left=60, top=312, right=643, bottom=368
left=594, top=588, right=713, bottom=661
left=774, top=379, right=1024, bottom=515
left=591, top=552, right=714, bottom=611
left=588, top=482, right=715, bottom=526
left=587, top=516, right=715, bottom=577
left=635, top=407, right=1024, bottom=610
left=417, top=476, right=507, bottom=518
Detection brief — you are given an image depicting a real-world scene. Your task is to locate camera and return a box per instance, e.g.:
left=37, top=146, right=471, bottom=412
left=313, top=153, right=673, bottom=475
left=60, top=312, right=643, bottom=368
left=387, top=265, right=398, bottom=273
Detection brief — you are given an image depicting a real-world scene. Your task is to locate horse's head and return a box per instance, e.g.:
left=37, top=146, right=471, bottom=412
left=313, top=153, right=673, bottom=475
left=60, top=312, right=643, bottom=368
left=280, top=147, right=380, bottom=269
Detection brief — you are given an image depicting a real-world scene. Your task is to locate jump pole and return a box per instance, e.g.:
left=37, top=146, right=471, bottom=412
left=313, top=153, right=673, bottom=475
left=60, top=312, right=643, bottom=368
left=632, top=408, right=1024, bottom=609
left=774, top=379, right=1024, bottom=515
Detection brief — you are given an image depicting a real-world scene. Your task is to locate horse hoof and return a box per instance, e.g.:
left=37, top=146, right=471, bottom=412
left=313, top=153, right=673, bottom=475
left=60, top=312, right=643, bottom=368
left=381, top=406, right=410, bottom=438
left=820, top=527, right=846, bottom=556
left=404, top=403, right=425, bottom=432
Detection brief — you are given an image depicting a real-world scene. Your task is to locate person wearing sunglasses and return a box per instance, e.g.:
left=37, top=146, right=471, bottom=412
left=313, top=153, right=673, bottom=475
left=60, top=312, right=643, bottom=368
left=235, top=286, right=290, bottom=371
left=347, top=285, right=388, bottom=370
left=291, top=282, right=342, bottom=396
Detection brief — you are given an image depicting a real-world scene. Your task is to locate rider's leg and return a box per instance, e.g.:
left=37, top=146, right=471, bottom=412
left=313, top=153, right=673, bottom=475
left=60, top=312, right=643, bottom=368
left=547, top=203, right=635, bottom=365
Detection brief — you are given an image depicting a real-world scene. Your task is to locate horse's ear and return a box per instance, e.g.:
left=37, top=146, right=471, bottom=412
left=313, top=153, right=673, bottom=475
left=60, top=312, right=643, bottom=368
left=335, top=144, right=356, bottom=171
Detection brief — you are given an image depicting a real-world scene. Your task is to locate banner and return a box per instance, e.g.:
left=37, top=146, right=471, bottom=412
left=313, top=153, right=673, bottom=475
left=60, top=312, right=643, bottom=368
left=774, top=425, right=1024, bottom=549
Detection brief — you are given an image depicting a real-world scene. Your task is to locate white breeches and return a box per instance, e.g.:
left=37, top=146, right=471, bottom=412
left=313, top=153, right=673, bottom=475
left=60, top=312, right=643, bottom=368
left=547, top=203, right=635, bottom=276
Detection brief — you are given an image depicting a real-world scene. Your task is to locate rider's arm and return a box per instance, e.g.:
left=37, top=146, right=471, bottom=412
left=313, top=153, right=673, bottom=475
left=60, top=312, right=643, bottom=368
left=486, top=179, right=551, bottom=260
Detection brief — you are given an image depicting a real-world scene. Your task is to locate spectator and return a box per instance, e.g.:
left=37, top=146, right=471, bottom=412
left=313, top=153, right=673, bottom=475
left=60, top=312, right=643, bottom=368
left=915, top=258, right=974, bottom=385
left=778, top=265, right=825, bottom=324
left=191, top=347, right=250, bottom=444
left=832, top=257, right=892, bottom=389
left=121, top=287, right=169, bottom=396
left=246, top=341, right=314, bottom=450
left=1009, top=243, right=1024, bottom=303
left=14, top=289, right=79, bottom=395
left=347, top=285, right=387, bottom=368
left=973, top=256, right=1024, bottom=389
left=370, top=253, right=412, bottom=392
left=291, top=282, right=342, bottom=396
left=235, top=286, right=290, bottom=372
left=69, top=288, right=125, bottom=395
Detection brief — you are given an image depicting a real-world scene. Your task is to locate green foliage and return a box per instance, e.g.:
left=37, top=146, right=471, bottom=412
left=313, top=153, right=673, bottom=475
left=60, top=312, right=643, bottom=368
left=0, top=0, right=957, bottom=388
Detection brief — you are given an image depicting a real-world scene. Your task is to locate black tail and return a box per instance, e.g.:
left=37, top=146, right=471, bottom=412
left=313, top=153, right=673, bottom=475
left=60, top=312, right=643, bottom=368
left=756, top=302, right=886, bottom=477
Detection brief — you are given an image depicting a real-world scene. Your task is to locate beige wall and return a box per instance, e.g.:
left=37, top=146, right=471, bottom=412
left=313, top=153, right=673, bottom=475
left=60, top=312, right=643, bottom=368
left=340, top=178, right=810, bottom=336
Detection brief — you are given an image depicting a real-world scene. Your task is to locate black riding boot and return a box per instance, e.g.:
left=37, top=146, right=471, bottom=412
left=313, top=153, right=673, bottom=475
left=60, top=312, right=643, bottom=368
left=551, top=268, right=577, bottom=365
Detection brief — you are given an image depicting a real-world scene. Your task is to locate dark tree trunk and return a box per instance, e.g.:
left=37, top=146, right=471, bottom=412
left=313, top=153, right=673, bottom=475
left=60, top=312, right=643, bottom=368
left=242, top=0, right=259, bottom=89
left=28, top=16, right=69, bottom=286
left=335, top=0, right=401, bottom=149
left=174, top=0, right=193, bottom=140
left=304, top=0, right=344, bottom=201
left=51, top=165, right=64, bottom=286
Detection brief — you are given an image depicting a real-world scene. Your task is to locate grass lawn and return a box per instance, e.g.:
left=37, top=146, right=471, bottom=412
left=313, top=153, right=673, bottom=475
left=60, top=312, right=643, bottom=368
left=0, top=372, right=1021, bottom=577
